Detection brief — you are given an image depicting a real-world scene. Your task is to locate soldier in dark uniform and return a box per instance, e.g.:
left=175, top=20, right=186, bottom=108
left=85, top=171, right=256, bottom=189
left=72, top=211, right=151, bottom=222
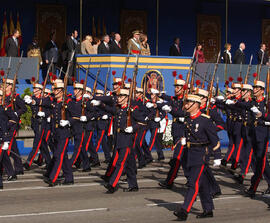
left=23, top=83, right=52, bottom=170
left=4, top=79, right=27, bottom=177
left=69, top=82, right=91, bottom=172
left=159, top=78, right=187, bottom=188
left=244, top=80, right=270, bottom=197
left=43, top=81, right=74, bottom=186
left=173, top=94, right=220, bottom=221
left=0, top=89, right=19, bottom=184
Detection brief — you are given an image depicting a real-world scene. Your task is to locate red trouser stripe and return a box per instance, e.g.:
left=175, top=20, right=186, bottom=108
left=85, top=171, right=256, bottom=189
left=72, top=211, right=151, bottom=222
left=133, top=132, right=138, bottom=149
left=108, top=117, right=113, bottom=136
left=72, top=132, right=84, bottom=166
left=106, top=151, right=119, bottom=177
left=245, top=148, right=253, bottom=176
left=95, top=130, right=105, bottom=152
left=85, top=131, right=93, bottom=152
left=29, top=130, right=45, bottom=166
left=45, top=130, right=51, bottom=142
left=187, top=164, right=205, bottom=213
left=226, top=144, right=235, bottom=162
left=140, top=130, right=146, bottom=147
left=52, top=138, right=69, bottom=183
left=254, top=141, right=269, bottom=191
left=234, top=138, right=243, bottom=168
left=149, top=128, right=158, bottom=151
left=7, top=130, right=16, bottom=156
left=168, top=145, right=184, bottom=185
left=0, top=146, right=2, bottom=156
left=112, top=148, right=130, bottom=188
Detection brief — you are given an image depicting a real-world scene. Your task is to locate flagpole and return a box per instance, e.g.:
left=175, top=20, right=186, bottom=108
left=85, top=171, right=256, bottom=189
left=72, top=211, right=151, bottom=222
left=80, top=0, right=83, bottom=42
left=156, top=0, right=159, bottom=55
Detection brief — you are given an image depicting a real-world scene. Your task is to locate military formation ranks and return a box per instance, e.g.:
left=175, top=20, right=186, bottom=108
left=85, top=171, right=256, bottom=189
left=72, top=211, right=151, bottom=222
left=0, top=65, right=270, bottom=221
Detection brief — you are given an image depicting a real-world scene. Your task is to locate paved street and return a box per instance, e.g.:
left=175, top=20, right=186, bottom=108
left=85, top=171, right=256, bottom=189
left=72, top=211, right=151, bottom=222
left=1, top=151, right=270, bottom=223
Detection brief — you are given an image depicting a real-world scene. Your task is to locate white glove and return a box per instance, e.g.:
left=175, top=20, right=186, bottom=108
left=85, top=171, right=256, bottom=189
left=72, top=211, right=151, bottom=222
left=91, top=117, right=95, bottom=121
left=83, top=93, right=90, bottom=99
left=14, top=112, right=18, bottom=117
left=181, top=137, right=186, bottom=146
left=213, top=159, right=221, bottom=167
left=265, top=122, right=270, bottom=126
left=106, top=92, right=111, bottom=96
left=2, top=142, right=9, bottom=151
left=102, top=115, right=108, bottom=120
left=80, top=116, right=87, bottom=122
left=91, top=100, right=101, bottom=106
left=40, top=61, right=43, bottom=65
left=179, top=117, right=185, bottom=122
left=154, top=117, right=161, bottom=122
left=160, top=91, right=166, bottom=94
left=210, top=98, right=216, bottom=104
left=250, top=106, right=260, bottom=114
left=37, top=111, right=45, bottom=117
left=145, top=116, right=149, bottom=121
left=146, top=102, right=154, bottom=108
left=216, top=95, right=224, bottom=101
left=47, top=117, right=51, bottom=123
left=60, top=120, right=70, bottom=127
left=24, top=95, right=32, bottom=104
left=225, top=99, right=235, bottom=105
left=124, top=126, right=133, bottom=133
left=162, top=105, right=172, bottom=112
left=151, top=88, right=159, bottom=94
left=156, top=99, right=163, bottom=104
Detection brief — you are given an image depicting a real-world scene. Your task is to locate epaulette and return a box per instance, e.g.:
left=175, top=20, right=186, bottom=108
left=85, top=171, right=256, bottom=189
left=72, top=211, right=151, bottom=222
left=201, top=113, right=210, bottom=119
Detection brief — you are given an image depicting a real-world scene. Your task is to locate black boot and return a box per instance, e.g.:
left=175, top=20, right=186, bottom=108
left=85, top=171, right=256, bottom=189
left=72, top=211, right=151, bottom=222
left=159, top=181, right=173, bottom=189
left=244, top=188, right=255, bottom=198
left=104, top=183, right=117, bottom=194
left=221, top=159, right=227, bottom=167
left=23, top=162, right=30, bottom=170
left=196, top=211, right=213, bottom=219
left=173, top=208, right=188, bottom=221
left=123, top=186, right=139, bottom=192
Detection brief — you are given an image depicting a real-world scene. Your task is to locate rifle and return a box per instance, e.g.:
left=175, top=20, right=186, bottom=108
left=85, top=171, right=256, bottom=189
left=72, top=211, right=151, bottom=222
left=2, top=57, right=12, bottom=106
left=11, top=52, right=23, bottom=110
left=183, top=48, right=196, bottom=106
left=266, top=67, right=270, bottom=115
left=190, top=50, right=199, bottom=92
left=206, top=52, right=220, bottom=116
left=142, top=76, right=147, bottom=105
left=92, top=65, right=101, bottom=96
left=104, top=67, right=110, bottom=95
left=258, top=50, right=265, bottom=79
left=201, top=64, right=210, bottom=89
left=61, top=51, right=75, bottom=120
left=127, top=54, right=139, bottom=127
left=81, top=58, right=92, bottom=116
left=121, top=47, right=131, bottom=87
left=215, top=76, right=219, bottom=97
left=244, top=55, right=253, bottom=84
left=39, top=58, right=54, bottom=111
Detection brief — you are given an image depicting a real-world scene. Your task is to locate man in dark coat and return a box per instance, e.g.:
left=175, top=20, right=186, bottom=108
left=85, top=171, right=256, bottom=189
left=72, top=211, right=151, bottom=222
left=5, top=29, right=20, bottom=57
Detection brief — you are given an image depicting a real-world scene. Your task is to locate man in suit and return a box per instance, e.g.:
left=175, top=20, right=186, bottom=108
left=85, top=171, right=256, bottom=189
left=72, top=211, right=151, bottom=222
left=44, top=32, right=59, bottom=78
left=169, top=37, right=182, bottom=56
left=233, top=43, right=246, bottom=64
left=66, top=30, right=80, bottom=80
left=257, top=43, right=269, bottom=65
left=5, top=29, right=20, bottom=57
left=109, top=33, right=123, bottom=54
left=98, top=35, right=110, bottom=54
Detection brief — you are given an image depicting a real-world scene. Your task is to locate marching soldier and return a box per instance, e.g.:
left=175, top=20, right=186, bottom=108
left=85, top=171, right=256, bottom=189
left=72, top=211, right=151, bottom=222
left=43, top=81, right=74, bottom=186
left=4, top=78, right=27, bottom=176
left=173, top=94, right=220, bottom=221
left=23, top=82, right=52, bottom=170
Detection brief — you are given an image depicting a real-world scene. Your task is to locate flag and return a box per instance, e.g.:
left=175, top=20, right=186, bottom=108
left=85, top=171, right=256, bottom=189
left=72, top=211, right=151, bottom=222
left=17, top=13, right=22, bottom=46
left=0, top=12, right=9, bottom=56
left=102, top=17, right=106, bottom=35
left=92, top=16, right=96, bottom=37
left=16, top=12, right=22, bottom=55
left=9, top=12, right=15, bottom=36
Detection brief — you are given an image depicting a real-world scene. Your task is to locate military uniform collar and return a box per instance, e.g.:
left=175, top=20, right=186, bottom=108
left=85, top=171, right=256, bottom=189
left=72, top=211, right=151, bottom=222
left=256, top=96, right=264, bottom=103
left=76, top=96, right=82, bottom=102
left=200, top=103, right=206, bottom=110
left=190, top=110, right=201, bottom=119
left=121, top=104, right=128, bottom=109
